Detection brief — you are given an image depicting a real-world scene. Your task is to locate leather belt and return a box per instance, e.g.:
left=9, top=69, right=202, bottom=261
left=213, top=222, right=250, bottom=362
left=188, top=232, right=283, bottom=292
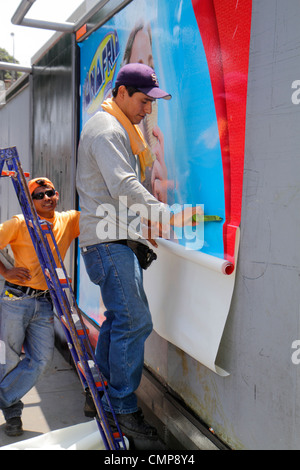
left=4, top=281, right=50, bottom=298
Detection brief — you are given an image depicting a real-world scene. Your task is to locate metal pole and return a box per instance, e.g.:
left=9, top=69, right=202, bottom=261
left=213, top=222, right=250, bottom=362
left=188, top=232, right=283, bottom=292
left=11, top=32, right=16, bottom=81
left=21, top=18, right=74, bottom=32
left=0, top=62, right=32, bottom=74
left=11, top=0, right=37, bottom=25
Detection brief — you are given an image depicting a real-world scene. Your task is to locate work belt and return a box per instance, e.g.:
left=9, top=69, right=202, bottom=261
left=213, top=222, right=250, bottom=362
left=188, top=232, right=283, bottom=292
left=110, top=240, right=157, bottom=270
left=4, top=281, right=51, bottom=299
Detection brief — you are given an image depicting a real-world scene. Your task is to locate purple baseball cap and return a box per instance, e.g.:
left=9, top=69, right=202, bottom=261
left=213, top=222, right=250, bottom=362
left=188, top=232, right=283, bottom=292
left=115, top=63, right=172, bottom=100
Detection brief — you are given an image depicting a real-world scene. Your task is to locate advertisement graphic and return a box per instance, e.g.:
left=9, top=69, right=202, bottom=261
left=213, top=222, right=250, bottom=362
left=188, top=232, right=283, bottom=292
left=79, top=0, right=226, bottom=258
left=82, top=31, right=120, bottom=116
left=78, top=0, right=252, bottom=373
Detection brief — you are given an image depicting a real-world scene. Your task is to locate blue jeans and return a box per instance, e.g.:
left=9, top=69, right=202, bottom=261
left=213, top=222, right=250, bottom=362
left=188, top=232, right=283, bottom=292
left=0, top=287, right=54, bottom=420
left=81, top=242, right=153, bottom=414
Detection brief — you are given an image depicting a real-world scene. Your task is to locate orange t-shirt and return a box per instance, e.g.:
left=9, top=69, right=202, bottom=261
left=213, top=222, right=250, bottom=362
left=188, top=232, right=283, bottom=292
left=0, top=210, right=80, bottom=290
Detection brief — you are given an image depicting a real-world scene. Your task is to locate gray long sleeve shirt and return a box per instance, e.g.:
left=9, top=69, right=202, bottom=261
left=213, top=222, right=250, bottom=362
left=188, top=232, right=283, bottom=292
left=76, top=111, right=170, bottom=248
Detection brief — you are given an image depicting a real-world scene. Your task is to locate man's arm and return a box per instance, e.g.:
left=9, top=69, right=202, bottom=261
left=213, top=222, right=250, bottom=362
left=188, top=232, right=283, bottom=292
left=91, top=124, right=203, bottom=240
left=0, top=217, right=32, bottom=283
left=0, top=260, right=31, bottom=283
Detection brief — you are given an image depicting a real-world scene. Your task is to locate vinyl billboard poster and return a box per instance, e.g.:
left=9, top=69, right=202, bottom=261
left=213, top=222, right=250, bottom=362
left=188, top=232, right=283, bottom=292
left=78, top=0, right=252, bottom=374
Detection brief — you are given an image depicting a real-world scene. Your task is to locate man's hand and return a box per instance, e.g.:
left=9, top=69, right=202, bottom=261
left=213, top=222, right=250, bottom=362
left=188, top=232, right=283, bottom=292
left=1, top=266, right=31, bottom=283
left=141, top=205, right=204, bottom=246
left=170, top=206, right=204, bottom=227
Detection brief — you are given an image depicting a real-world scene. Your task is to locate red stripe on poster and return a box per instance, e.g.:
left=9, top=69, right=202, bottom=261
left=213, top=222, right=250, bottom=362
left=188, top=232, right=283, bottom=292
left=191, top=0, right=252, bottom=269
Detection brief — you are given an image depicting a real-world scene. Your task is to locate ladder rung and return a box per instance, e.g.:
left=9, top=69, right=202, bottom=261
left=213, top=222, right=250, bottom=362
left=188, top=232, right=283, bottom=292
left=61, top=313, right=89, bottom=336
left=1, top=170, right=30, bottom=178
left=40, top=220, right=53, bottom=230
left=1, top=171, right=16, bottom=177
left=56, top=267, right=71, bottom=288
left=59, top=279, right=72, bottom=288
left=77, top=360, right=107, bottom=389
left=113, top=433, right=127, bottom=449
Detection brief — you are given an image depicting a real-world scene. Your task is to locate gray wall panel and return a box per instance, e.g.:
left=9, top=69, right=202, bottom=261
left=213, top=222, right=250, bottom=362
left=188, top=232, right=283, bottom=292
left=0, top=83, right=31, bottom=222
left=31, top=34, right=76, bottom=278
left=32, top=34, right=75, bottom=213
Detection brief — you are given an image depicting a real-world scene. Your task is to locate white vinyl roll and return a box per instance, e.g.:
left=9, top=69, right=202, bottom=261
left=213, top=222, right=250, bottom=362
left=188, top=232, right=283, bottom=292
left=144, top=230, right=240, bottom=376
left=156, top=238, right=234, bottom=275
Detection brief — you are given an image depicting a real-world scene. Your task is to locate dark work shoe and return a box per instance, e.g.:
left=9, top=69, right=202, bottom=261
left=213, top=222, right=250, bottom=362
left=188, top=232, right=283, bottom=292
left=5, top=417, right=23, bottom=437
left=107, top=407, right=158, bottom=440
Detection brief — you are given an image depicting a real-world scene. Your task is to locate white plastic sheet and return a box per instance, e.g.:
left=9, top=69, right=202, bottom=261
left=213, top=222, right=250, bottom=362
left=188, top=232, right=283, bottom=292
left=144, top=232, right=240, bottom=376
left=1, top=421, right=128, bottom=451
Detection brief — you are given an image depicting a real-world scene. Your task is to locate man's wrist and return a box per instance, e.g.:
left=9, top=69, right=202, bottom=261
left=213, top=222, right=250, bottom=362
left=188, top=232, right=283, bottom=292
left=0, top=264, right=8, bottom=276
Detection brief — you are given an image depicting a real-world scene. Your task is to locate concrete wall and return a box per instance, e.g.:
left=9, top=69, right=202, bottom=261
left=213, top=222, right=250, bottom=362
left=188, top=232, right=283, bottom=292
left=144, top=0, right=300, bottom=450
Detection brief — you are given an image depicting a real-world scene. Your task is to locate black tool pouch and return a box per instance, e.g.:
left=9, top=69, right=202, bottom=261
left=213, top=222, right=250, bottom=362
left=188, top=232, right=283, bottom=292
left=127, top=241, right=157, bottom=270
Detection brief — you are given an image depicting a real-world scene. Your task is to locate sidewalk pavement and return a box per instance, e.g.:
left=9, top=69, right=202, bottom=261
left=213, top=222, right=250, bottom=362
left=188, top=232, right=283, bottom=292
left=0, top=348, right=91, bottom=448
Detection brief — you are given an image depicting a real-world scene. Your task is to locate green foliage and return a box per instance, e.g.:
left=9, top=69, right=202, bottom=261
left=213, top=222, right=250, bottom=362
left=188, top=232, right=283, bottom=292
left=0, top=47, right=21, bottom=81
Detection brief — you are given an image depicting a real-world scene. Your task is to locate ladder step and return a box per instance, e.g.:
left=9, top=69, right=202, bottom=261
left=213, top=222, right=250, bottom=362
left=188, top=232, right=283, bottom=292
left=61, top=313, right=90, bottom=336
left=56, top=267, right=67, bottom=286
left=77, top=360, right=107, bottom=389
left=113, top=433, right=127, bottom=449
left=56, top=268, right=72, bottom=288
left=39, top=220, right=53, bottom=232
left=28, top=220, right=52, bottom=233
left=1, top=170, right=30, bottom=178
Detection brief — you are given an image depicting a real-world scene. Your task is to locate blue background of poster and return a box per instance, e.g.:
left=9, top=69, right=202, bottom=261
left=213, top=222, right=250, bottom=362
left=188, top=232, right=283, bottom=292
left=79, top=0, right=225, bottom=258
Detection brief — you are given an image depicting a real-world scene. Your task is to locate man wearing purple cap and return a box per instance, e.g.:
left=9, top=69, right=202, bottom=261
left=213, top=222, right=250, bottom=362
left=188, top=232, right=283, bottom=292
left=114, top=63, right=172, bottom=101
left=76, top=63, right=200, bottom=446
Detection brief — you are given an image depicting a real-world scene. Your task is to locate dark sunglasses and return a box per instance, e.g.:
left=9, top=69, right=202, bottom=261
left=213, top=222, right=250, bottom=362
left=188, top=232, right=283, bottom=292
left=32, top=189, right=56, bottom=200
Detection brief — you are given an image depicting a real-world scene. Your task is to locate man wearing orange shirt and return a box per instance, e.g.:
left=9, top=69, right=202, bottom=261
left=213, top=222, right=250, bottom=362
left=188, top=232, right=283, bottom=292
left=0, top=177, right=80, bottom=437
